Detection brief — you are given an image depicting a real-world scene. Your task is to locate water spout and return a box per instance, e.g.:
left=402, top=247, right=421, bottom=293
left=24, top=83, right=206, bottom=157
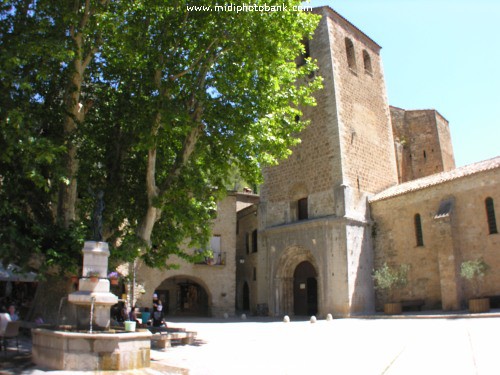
left=57, top=296, right=68, bottom=326
left=89, top=296, right=96, bottom=333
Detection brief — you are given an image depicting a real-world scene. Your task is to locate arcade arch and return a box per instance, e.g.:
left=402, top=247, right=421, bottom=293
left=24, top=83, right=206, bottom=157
left=155, top=275, right=212, bottom=317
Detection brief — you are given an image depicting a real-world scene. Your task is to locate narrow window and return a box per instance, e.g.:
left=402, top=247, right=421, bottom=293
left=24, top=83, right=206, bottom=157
left=485, top=197, right=498, bottom=234
left=211, top=235, right=221, bottom=261
left=296, top=39, right=310, bottom=67
left=298, top=197, right=308, bottom=221
left=345, top=38, right=357, bottom=71
left=252, top=229, right=258, bottom=253
left=245, top=233, right=250, bottom=254
left=363, top=50, right=372, bottom=74
left=210, top=235, right=221, bottom=252
left=415, top=214, right=424, bottom=246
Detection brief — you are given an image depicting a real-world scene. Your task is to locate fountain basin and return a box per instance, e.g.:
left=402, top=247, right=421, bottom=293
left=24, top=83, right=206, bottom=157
left=32, top=328, right=152, bottom=371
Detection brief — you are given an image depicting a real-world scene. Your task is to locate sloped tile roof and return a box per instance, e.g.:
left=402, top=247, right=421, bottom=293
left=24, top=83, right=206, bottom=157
left=370, top=156, right=500, bottom=202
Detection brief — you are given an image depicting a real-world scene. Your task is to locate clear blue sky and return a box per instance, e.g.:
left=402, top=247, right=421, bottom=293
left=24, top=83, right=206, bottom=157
left=302, top=0, right=499, bottom=167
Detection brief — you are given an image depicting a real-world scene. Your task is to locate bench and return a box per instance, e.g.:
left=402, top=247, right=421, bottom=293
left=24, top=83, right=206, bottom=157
left=150, top=330, right=197, bottom=349
left=401, top=299, right=425, bottom=311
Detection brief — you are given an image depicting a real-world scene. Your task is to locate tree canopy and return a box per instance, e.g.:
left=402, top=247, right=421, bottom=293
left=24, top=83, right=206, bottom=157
left=0, top=0, right=321, bottom=273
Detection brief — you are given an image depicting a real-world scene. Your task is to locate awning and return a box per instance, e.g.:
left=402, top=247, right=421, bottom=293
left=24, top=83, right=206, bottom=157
left=0, top=264, right=38, bottom=282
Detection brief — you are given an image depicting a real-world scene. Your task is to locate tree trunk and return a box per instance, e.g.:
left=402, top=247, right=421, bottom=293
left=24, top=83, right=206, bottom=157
left=30, top=276, right=75, bottom=325
left=57, top=3, right=96, bottom=227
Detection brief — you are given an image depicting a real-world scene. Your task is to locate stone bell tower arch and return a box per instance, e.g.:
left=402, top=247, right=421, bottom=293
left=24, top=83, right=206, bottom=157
left=273, top=247, right=320, bottom=317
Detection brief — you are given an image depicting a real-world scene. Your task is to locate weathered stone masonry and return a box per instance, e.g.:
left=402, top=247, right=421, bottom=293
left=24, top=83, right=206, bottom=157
left=136, top=6, right=499, bottom=318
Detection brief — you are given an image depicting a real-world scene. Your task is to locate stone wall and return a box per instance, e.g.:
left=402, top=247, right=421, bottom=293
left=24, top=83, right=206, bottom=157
left=135, top=194, right=238, bottom=317
left=327, top=9, right=398, bottom=198
left=259, top=7, right=397, bottom=317
left=390, top=107, right=455, bottom=183
left=261, top=8, right=341, bottom=226
left=235, top=202, right=260, bottom=313
left=370, top=160, right=500, bottom=310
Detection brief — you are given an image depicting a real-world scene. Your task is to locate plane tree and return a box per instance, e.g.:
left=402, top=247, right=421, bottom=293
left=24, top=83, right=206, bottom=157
left=0, top=0, right=321, bottom=274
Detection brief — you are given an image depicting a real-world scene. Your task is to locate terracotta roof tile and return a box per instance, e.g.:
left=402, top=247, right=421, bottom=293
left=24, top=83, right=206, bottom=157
left=369, top=156, right=500, bottom=202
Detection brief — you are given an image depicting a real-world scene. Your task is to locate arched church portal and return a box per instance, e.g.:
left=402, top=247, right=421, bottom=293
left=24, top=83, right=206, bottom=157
left=156, top=276, right=211, bottom=317
left=294, top=261, right=318, bottom=316
left=275, top=247, right=319, bottom=316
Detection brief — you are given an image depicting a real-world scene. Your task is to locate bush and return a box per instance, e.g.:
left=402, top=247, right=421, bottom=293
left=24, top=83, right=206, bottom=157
left=460, top=258, right=489, bottom=297
left=373, top=263, right=409, bottom=301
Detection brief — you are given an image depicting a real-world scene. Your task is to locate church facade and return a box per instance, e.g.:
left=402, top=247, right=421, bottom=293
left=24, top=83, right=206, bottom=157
left=137, top=6, right=499, bottom=317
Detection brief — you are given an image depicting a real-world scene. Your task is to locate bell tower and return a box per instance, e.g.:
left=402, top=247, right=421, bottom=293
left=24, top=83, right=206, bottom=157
left=260, top=7, right=398, bottom=317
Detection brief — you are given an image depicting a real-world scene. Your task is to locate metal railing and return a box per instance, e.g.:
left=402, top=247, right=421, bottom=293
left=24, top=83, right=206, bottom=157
left=195, top=252, right=226, bottom=266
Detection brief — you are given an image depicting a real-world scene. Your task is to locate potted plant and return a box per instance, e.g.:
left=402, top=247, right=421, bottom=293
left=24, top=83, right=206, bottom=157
left=460, top=258, right=490, bottom=313
left=87, top=270, right=100, bottom=282
left=108, top=271, right=120, bottom=285
left=373, top=262, right=409, bottom=314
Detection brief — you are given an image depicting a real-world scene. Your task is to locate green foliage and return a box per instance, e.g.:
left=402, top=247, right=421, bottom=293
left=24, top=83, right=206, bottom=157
left=86, top=270, right=100, bottom=278
left=460, top=258, right=489, bottom=280
left=460, top=258, right=489, bottom=297
left=373, top=263, right=409, bottom=292
left=0, top=0, right=322, bottom=270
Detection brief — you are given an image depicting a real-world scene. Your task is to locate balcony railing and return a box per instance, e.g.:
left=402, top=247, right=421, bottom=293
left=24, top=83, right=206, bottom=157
left=195, top=251, right=226, bottom=266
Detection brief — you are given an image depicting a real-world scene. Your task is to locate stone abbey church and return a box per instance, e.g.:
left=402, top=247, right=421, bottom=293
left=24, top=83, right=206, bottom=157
left=135, top=6, right=500, bottom=317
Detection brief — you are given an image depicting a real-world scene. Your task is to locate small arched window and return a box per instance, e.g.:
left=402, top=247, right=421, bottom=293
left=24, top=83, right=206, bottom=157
left=345, top=38, right=357, bottom=71
left=363, top=50, right=372, bottom=74
left=485, top=197, right=498, bottom=234
left=414, top=214, right=424, bottom=246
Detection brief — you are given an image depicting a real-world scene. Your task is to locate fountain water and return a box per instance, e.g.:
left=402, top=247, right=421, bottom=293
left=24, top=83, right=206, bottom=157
left=56, top=296, right=67, bottom=326
left=89, top=296, right=95, bottom=333
left=31, top=241, right=152, bottom=371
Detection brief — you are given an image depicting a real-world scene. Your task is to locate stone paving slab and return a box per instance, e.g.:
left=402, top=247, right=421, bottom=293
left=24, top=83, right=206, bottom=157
left=1, top=312, right=500, bottom=374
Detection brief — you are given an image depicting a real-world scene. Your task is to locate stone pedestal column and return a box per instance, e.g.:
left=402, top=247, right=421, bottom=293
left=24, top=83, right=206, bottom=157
left=68, top=241, right=118, bottom=330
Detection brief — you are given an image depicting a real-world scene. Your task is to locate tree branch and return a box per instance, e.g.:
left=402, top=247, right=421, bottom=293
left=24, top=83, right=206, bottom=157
left=169, top=38, right=219, bottom=81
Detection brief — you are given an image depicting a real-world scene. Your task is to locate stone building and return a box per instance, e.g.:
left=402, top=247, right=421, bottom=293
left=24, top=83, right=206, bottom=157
left=136, top=6, right=499, bottom=318
left=235, top=6, right=499, bottom=318
left=134, top=192, right=257, bottom=317
left=370, top=157, right=500, bottom=311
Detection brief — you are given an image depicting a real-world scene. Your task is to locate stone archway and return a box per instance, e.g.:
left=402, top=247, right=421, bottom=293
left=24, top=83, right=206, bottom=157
left=275, top=247, right=319, bottom=316
left=156, top=276, right=212, bottom=317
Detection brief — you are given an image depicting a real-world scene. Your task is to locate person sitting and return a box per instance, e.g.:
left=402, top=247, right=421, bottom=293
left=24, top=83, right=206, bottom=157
left=141, top=307, right=151, bottom=325
left=7, top=304, right=19, bottom=321
left=129, top=306, right=141, bottom=324
left=152, top=304, right=166, bottom=327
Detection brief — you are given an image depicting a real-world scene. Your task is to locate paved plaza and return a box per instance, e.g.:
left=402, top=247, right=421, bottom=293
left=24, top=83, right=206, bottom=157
left=1, top=313, right=499, bottom=375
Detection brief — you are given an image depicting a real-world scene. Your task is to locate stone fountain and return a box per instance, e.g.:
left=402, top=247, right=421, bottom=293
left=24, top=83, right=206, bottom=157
left=31, top=241, right=152, bottom=371
left=68, top=241, right=118, bottom=330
